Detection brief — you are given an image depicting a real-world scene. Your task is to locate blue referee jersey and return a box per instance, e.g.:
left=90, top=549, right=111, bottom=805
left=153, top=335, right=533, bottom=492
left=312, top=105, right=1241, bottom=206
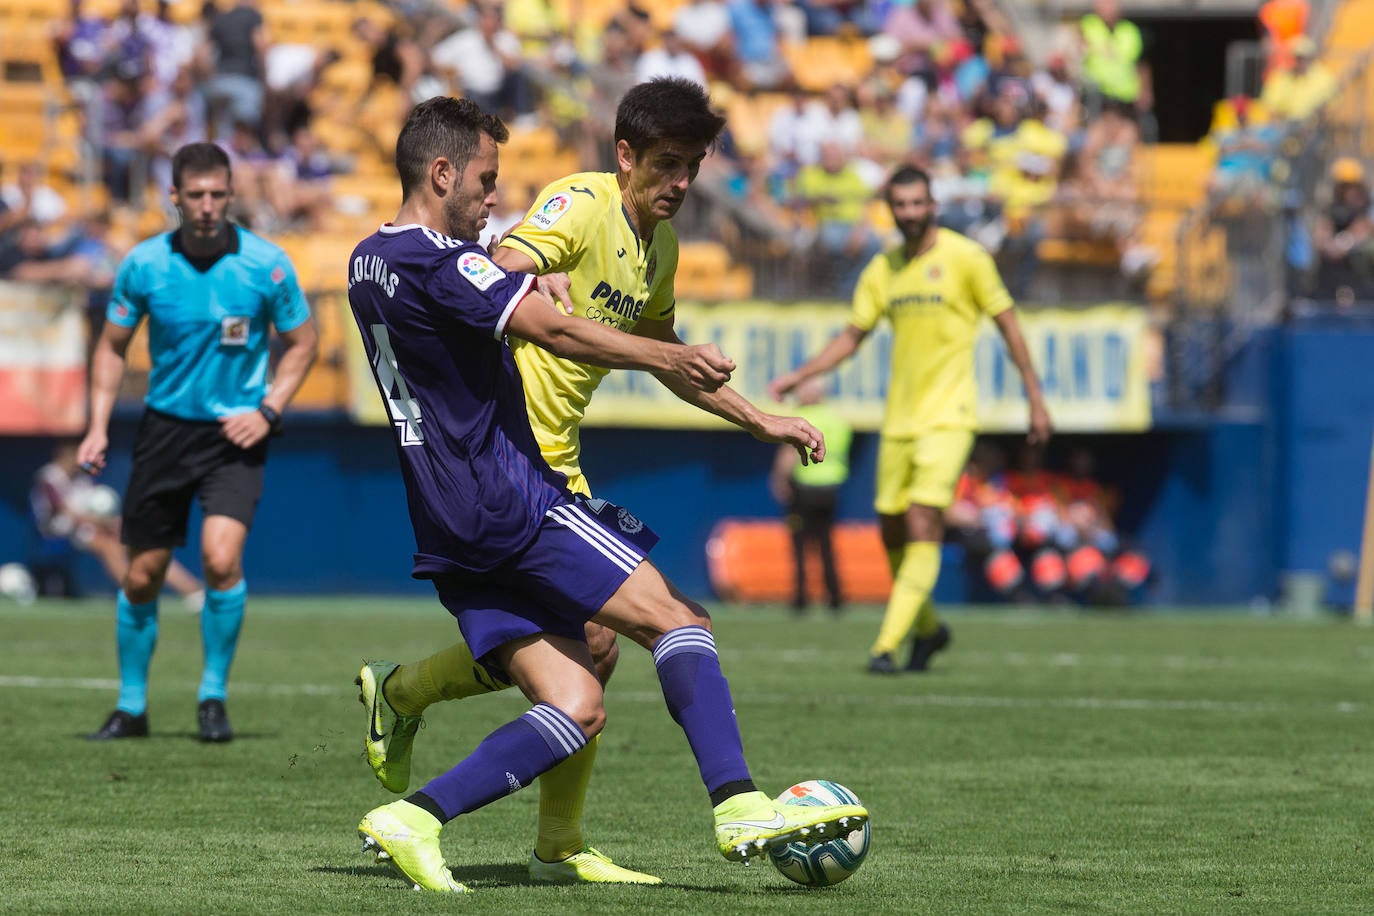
left=107, top=226, right=311, bottom=421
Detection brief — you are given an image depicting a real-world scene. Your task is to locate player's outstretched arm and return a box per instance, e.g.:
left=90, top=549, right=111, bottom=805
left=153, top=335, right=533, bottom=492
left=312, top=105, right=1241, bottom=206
left=506, top=289, right=734, bottom=392
left=633, top=316, right=825, bottom=465
left=77, top=321, right=136, bottom=474
left=767, top=324, right=868, bottom=402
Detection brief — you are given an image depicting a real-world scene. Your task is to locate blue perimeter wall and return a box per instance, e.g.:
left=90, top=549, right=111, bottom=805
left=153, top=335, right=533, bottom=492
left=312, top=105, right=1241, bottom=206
left=1, top=323, right=1369, bottom=605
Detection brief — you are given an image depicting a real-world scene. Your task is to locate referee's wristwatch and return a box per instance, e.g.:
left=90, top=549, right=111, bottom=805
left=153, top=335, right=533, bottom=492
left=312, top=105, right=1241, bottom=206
left=258, top=403, right=284, bottom=435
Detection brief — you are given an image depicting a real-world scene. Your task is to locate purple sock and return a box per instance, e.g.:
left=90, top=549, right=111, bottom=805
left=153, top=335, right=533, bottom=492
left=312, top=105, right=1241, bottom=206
left=417, top=703, right=586, bottom=822
left=653, top=625, right=753, bottom=795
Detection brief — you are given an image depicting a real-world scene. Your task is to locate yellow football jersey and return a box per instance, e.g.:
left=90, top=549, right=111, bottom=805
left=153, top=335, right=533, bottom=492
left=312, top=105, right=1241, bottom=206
left=850, top=228, right=1012, bottom=437
left=500, top=172, right=678, bottom=480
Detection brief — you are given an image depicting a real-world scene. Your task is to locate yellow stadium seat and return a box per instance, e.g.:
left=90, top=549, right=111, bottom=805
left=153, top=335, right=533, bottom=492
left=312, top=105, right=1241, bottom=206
left=1327, top=1, right=1374, bottom=52
left=781, top=37, right=872, bottom=93
left=1036, top=238, right=1119, bottom=267
left=1137, top=144, right=1215, bottom=208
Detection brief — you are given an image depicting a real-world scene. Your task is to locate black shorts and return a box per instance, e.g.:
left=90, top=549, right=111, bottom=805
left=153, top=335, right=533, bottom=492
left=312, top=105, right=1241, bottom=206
left=121, top=407, right=268, bottom=549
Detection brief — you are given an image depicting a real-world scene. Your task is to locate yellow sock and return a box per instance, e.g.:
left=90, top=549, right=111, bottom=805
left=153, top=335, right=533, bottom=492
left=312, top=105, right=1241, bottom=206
left=384, top=642, right=510, bottom=717
left=885, top=546, right=903, bottom=580
left=871, top=542, right=941, bottom=656
left=535, top=733, right=598, bottom=862
left=913, top=596, right=942, bottom=638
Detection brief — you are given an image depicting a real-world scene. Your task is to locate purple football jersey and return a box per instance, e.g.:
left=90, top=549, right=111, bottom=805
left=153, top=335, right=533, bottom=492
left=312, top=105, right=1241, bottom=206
left=346, top=223, right=569, bottom=576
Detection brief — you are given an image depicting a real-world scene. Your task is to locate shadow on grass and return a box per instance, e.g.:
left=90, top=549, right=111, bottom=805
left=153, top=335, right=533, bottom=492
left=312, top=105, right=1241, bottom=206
left=313, top=862, right=792, bottom=894
left=313, top=861, right=531, bottom=887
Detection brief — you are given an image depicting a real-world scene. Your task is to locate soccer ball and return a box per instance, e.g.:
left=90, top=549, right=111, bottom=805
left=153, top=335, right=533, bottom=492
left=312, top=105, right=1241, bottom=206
left=767, top=780, right=870, bottom=887
left=0, top=562, right=36, bottom=605
left=75, top=484, right=121, bottom=519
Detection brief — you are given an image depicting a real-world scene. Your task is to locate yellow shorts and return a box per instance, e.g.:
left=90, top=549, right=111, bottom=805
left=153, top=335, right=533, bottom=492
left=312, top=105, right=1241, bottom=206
left=874, top=429, right=975, bottom=515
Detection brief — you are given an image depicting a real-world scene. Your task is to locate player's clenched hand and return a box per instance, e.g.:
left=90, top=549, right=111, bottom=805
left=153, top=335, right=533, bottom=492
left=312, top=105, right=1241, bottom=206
left=753, top=414, right=826, bottom=466
left=536, top=273, right=574, bottom=315
left=76, top=432, right=108, bottom=475
left=671, top=343, right=734, bottom=392
left=219, top=410, right=271, bottom=449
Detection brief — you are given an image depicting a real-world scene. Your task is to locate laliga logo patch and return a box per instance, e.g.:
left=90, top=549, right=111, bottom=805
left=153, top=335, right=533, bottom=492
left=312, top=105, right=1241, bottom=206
left=529, top=192, right=573, bottom=230
left=457, top=251, right=504, bottom=291
left=617, top=507, right=644, bottom=534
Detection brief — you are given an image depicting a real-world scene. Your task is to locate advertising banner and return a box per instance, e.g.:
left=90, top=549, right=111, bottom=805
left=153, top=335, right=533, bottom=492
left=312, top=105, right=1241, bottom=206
left=346, top=299, right=1154, bottom=433
left=0, top=282, right=88, bottom=435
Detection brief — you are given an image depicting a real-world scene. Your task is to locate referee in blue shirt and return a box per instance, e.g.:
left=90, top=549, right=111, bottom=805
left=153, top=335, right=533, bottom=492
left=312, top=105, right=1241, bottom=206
left=78, top=142, right=318, bottom=742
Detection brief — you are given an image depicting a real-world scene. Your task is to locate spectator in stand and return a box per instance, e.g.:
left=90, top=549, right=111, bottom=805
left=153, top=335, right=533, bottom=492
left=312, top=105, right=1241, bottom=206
left=1205, top=95, right=1283, bottom=214
left=967, top=90, right=1066, bottom=297
left=1077, top=0, right=1149, bottom=120
left=916, top=96, right=966, bottom=164
left=675, top=0, right=736, bottom=81
left=1313, top=157, right=1374, bottom=300
left=770, top=377, right=852, bottom=614
left=766, top=87, right=813, bottom=186
left=881, top=0, right=961, bottom=82
left=223, top=119, right=277, bottom=229
left=1031, top=51, right=1081, bottom=138
left=431, top=3, right=537, bottom=124
left=1068, top=103, right=1153, bottom=277
left=856, top=80, right=916, bottom=176
left=1, top=163, right=67, bottom=229
left=583, top=19, right=641, bottom=161
left=351, top=14, right=427, bottom=103
left=504, top=0, right=569, bottom=63
left=56, top=0, right=117, bottom=106
left=96, top=70, right=149, bottom=203
left=802, top=85, right=869, bottom=168
left=728, top=0, right=795, bottom=91
left=636, top=29, right=709, bottom=87
left=791, top=140, right=883, bottom=298
left=0, top=215, right=114, bottom=289
left=139, top=0, right=198, bottom=96
left=1258, top=0, right=1309, bottom=78
left=273, top=124, right=337, bottom=232
left=30, top=441, right=205, bottom=605
left=139, top=66, right=210, bottom=195
left=201, top=0, right=267, bottom=141
left=617, top=3, right=657, bottom=57
left=1260, top=35, right=1336, bottom=123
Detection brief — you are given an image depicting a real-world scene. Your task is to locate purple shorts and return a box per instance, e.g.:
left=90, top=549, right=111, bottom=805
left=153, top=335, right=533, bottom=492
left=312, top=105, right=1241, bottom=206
left=433, top=495, right=659, bottom=671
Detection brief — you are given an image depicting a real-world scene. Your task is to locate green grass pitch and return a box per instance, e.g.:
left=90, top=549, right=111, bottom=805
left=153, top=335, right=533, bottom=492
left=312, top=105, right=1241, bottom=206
left=2, top=598, right=1372, bottom=914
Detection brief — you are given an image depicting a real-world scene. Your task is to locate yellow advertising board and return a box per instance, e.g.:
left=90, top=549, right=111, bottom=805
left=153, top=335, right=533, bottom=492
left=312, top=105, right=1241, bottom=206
left=346, top=299, right=1154, bottom=432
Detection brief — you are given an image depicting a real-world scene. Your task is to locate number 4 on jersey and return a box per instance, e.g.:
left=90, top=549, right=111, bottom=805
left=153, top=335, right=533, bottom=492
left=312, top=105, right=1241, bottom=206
left=370, top=324, right=425, bottom=445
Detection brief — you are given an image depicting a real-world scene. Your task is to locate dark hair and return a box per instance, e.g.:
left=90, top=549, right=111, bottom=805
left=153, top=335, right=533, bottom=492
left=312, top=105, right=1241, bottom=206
left=395, top=96, right=509, bottom=199
left=614, top=77, right=726, bottom=154
left=171, top=142, right=232, bottom=188
left=885, top=165, right=931, bottom=202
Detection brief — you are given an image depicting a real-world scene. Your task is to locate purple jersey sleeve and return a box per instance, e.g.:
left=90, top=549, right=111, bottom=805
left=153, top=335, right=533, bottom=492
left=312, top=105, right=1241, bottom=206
left=427, top=248, right=535, bottom=340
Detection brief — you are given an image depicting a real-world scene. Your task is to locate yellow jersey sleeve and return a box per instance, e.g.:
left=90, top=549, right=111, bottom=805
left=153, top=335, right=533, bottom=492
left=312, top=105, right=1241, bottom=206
left=966, top=243, right=1013, bottom=318
left=498, top=172, right=614, bottom=273
left=848, top=250, right=891, bottom=331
